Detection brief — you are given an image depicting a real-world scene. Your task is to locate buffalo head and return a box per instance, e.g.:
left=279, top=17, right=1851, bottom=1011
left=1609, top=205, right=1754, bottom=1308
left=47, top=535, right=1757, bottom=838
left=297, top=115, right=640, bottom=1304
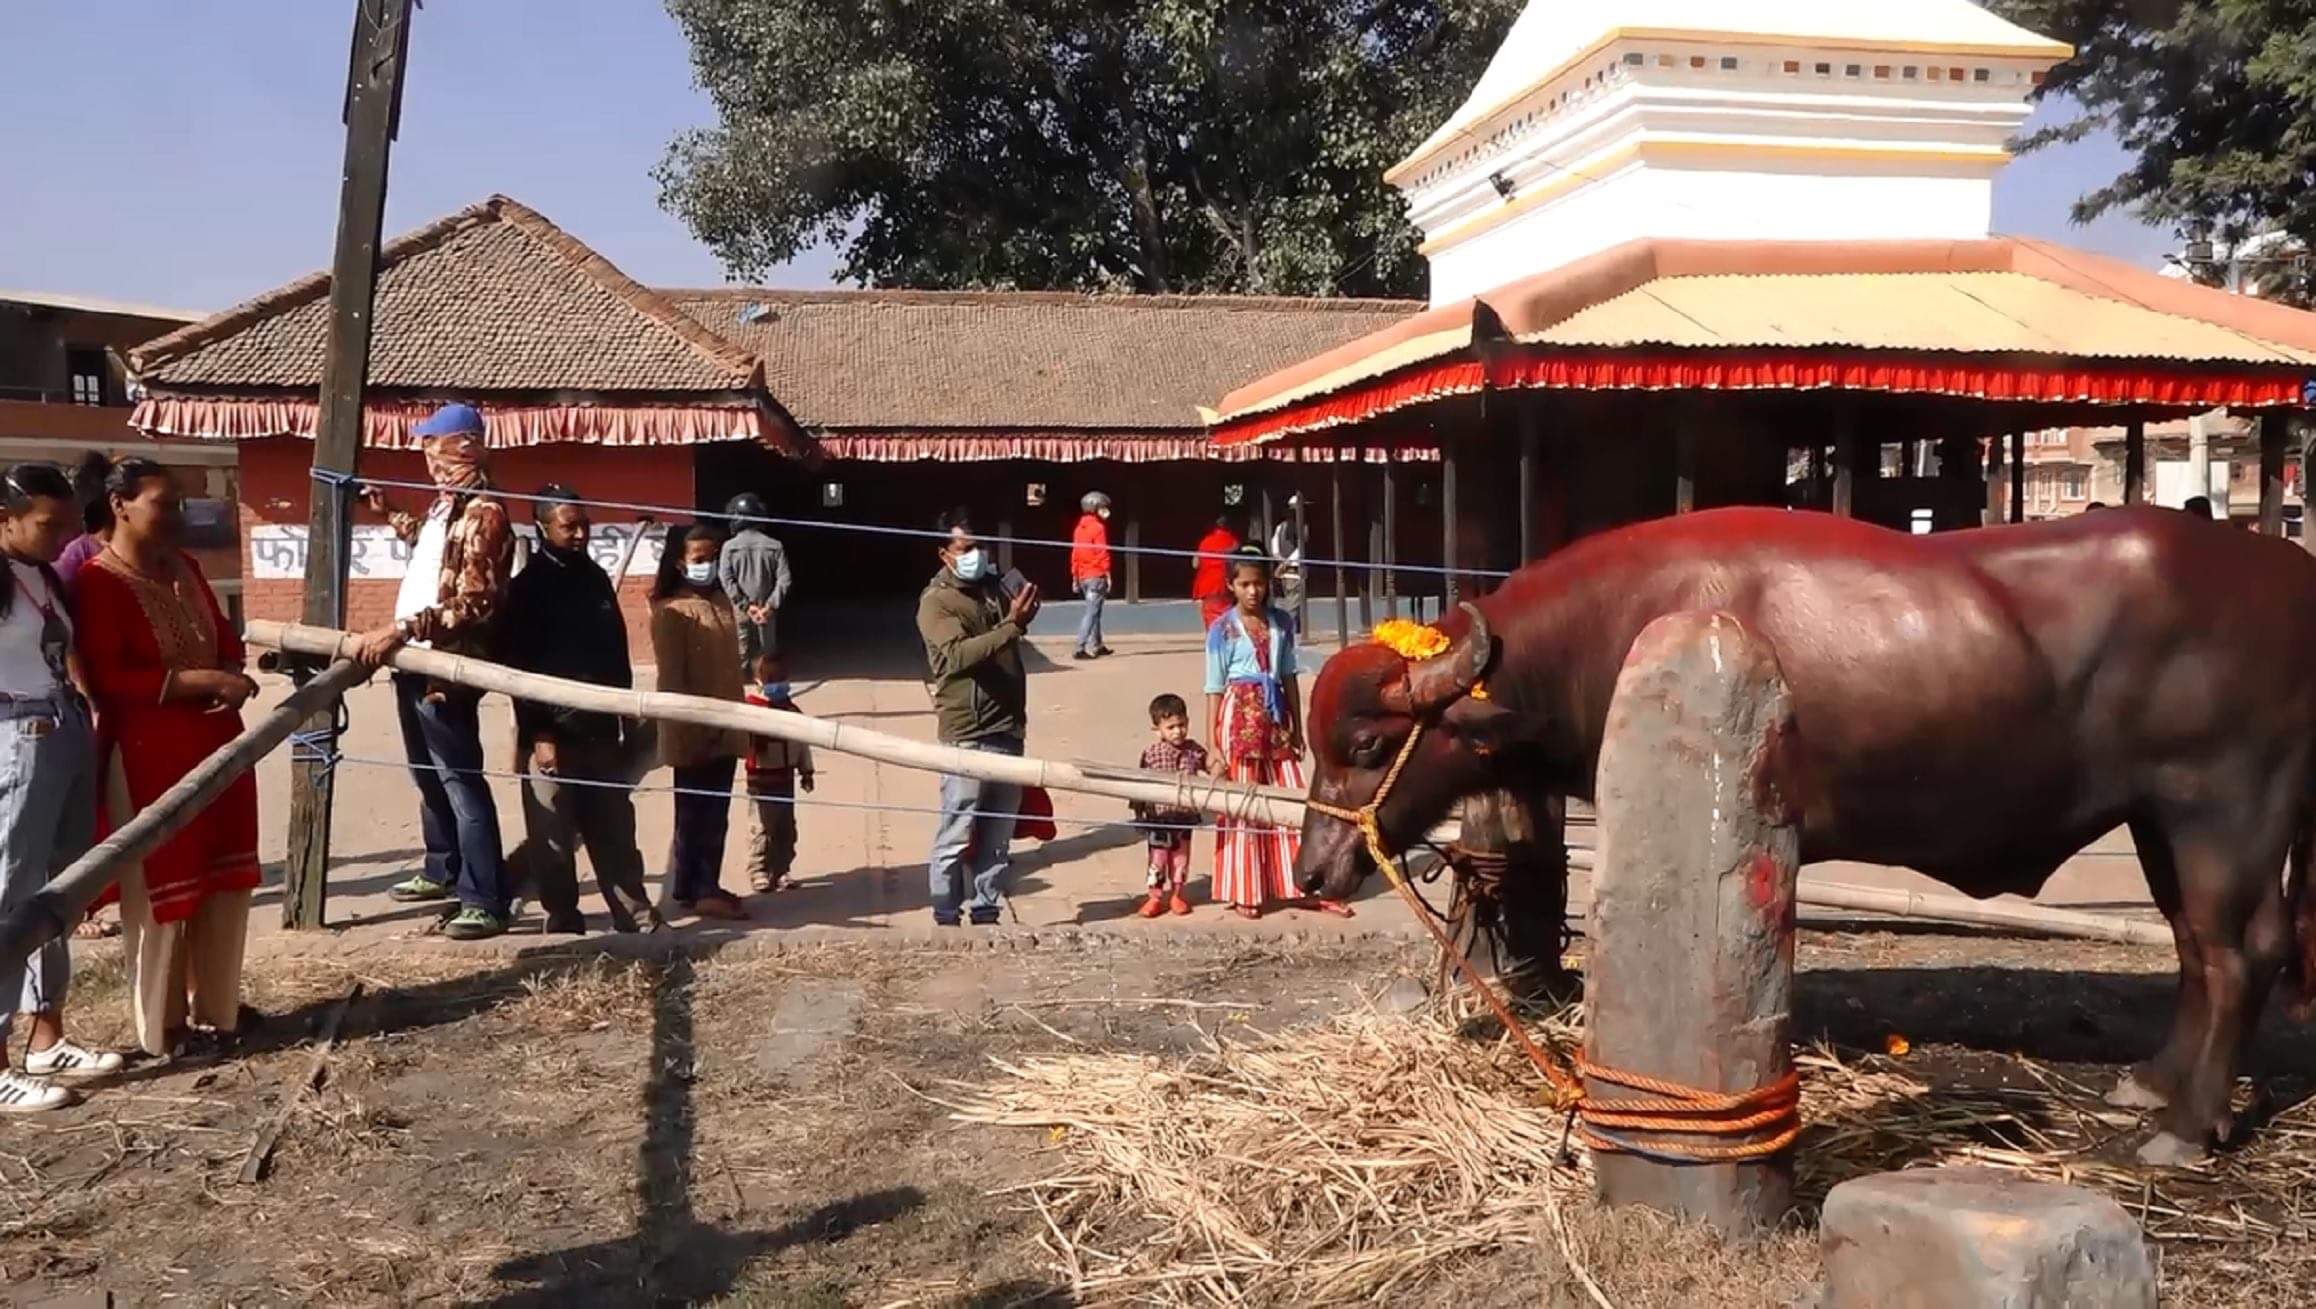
left=1295, top=603, right=1518, bottom=899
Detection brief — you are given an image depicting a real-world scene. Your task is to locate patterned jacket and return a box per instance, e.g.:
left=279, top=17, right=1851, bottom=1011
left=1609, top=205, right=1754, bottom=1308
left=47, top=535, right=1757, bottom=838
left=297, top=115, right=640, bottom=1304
left=387, top=486, right=515, bottom=650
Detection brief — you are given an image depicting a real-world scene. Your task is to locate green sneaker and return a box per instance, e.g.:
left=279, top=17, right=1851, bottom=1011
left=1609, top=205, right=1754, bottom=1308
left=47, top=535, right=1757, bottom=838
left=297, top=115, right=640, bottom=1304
left=388, top=875, right=452, bottom=903
left=443, top=907, right=506, bottom=941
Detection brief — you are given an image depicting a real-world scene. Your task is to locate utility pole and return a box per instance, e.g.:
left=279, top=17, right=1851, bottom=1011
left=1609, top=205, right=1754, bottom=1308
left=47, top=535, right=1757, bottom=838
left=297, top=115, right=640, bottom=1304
left=284, top=0, right=416, bottom=930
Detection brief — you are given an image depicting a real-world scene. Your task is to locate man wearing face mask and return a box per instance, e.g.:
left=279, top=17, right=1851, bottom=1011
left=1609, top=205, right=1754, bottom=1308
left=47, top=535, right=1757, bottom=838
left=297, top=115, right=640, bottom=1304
left=500, top=486, right=657, bottom=934
left=348, top=403, right=518, bottom=941
left=916, top=507, right=1040, bottom=926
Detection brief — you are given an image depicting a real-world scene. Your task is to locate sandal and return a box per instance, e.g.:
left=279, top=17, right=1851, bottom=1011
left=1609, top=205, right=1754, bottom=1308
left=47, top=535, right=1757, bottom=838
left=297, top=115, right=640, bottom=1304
left=691, top=894, right=749, bottom=921
left=1309, top=898, right=1356, bottom=919
left=1233, top=904, right=1262, bottom=921
left=749, top=870, right=774, bottom=893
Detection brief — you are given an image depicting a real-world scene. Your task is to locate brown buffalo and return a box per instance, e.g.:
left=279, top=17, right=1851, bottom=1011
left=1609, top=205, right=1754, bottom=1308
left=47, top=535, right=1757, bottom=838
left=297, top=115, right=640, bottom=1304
left=1296, top=506, right=2316, bottom=1164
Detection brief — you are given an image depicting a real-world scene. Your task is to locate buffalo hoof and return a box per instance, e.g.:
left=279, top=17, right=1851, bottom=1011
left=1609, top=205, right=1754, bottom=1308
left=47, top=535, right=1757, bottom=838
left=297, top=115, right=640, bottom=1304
left=2135, top=1130, right=2208, bottom=1168
left=2104, top=1071, right=2169, bottom=1111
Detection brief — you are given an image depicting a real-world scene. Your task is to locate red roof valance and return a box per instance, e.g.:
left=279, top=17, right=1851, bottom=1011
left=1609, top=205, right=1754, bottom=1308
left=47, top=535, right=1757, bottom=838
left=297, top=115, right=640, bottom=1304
left=129, top=395, right=807, bottom=455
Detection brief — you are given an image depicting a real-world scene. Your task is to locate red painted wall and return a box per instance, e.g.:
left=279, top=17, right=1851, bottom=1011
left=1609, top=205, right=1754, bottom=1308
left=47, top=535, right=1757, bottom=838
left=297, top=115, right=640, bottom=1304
left=238, top=437, right=697, bottom=661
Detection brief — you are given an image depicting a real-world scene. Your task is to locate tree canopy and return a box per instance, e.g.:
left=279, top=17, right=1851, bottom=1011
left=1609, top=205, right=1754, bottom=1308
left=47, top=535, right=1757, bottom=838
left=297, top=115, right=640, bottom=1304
left=1991, top=1, right=2316, bottom=300
left=656, top=0, right=1520, bottom=296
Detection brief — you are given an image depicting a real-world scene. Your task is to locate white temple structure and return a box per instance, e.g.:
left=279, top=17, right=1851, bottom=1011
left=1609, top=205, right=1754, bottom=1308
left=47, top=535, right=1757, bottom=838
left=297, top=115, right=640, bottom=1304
left=1394, top=1, right=2073, bottom=304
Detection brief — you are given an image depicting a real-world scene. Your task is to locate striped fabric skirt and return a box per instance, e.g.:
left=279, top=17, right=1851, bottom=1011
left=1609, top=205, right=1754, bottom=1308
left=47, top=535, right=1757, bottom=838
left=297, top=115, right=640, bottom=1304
left=1212, top=683, right=1305, bottom=910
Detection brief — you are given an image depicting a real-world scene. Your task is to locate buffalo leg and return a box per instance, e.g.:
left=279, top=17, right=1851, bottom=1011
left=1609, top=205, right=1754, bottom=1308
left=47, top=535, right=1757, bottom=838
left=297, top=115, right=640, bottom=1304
left=2110, top=816, right=2200, bottom=1111
left=2142, top=819, right=2294, bottom=1162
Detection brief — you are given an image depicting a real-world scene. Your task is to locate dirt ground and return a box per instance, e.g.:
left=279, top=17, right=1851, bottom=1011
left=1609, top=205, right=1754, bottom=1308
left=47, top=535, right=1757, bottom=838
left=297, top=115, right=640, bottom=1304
left=4, top=925, right=2309, bottom=1307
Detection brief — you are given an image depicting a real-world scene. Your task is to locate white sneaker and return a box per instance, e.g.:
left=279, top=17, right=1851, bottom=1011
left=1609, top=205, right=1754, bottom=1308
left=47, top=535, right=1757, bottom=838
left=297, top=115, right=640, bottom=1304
left=0, top=1070, right=70, bottom=1113
left=24, top=1040, right=124, bottom=1080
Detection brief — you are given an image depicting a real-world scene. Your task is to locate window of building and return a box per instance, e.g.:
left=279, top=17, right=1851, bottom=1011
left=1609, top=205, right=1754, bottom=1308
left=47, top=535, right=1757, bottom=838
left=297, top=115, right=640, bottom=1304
left=1720, top=56, right=1739, bottom=71
left=2062, top=470, right=2087, bottom=499
left=65, top=347, right=107, bottom=406
left=1949, top=67, right=1967, bottom=82
left=1845, top=64, right=1863, bottom=78
left=1874, top=65, right=1892, bottom=79
left=1624, top=52, right=1644, bottom=66
left=1903, top=65, right=1919, bottom=80
left=1783, top=59, right=1801, bottom=74
left=1973, top=68, right=1991, bottom=83
left=1690, top=55, right=1706, bottom=70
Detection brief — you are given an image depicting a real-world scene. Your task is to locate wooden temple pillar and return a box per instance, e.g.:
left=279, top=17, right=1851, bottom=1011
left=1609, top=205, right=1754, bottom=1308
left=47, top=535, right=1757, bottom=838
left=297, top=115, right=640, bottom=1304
left=2124, top=417, right=2147, bottom=506
left=2259, top=412, right=2290, bottom=537
left=1442, top=433, right=1462, bottom=604
left=1518, top=404, right=1540, bottom=558
left=1674, top=428, right=1698, bottom=514
left=1381, top=452, right=1399, bottom=619
left=2009, top=429, right=2026, bottom=524
left=1829, top=407, right=1862, bottom=518
left=1330, top=451, right=1349, bottom=650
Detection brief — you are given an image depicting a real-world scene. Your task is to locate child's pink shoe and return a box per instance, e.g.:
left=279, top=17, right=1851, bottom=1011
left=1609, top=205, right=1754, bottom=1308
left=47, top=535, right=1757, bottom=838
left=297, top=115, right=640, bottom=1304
left=1136, top=892, right=1167, bottom=919
left=1169, top=893, right=1191, bottom=916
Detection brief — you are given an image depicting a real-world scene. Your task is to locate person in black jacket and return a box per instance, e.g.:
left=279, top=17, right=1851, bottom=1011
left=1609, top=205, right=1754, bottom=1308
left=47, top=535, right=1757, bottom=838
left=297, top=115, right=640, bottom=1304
left=504, top=486, right=658, bottom=933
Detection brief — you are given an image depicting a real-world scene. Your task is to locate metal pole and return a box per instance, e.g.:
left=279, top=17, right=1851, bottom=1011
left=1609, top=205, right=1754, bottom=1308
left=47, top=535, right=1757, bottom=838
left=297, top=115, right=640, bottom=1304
left=284, top=0, right=416, bottom=931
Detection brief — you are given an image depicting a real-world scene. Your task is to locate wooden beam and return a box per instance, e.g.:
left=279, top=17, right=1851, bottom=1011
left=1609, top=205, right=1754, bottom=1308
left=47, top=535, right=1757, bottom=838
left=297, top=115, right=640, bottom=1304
left=1381, top=452, right=1399, bottom=620
left=1829, top=411, right=1858, bottom=518
left=2124, top=417, right=2146, bottom=506
left=1674, top=428, right=1698, bottom=514
left=284, top=0, right=416, bottom=931
left=2009, top=429, right=2026, bottom=524
left=2260, top=411, right=2288, bottom=537
left=1330, top=454, right=1348, bottom=650
left=1518, top=405, right=1539, bottom=558
left=1442, top=435, right=1461, bottom=603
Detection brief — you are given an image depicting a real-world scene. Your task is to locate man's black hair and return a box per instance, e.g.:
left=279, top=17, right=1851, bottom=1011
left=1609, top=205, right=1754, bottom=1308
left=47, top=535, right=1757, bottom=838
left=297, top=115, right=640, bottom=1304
left=1148, top=693, right=1188, bottom=724
left=534, top=482, right=584, bottom=522
left=935, top=506, right=974, bottom=537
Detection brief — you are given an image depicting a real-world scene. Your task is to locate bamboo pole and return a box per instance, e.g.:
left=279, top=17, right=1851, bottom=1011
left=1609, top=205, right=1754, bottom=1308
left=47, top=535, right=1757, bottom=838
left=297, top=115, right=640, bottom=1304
left=0, top=660, right=372, bottom=981
left=258, top=622, right=2173, bottom=947
left=249, top=621, right=1325, bottom=830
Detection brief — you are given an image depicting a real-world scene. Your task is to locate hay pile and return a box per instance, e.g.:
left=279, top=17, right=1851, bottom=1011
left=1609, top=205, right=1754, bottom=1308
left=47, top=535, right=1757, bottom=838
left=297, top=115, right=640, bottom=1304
left=944, top=987, right=2316, bottom=1306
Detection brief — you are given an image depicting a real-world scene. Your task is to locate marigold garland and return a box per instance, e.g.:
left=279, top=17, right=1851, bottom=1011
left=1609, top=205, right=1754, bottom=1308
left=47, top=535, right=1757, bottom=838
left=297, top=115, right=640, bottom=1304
left=1370, top=619, right=1450, bottom=660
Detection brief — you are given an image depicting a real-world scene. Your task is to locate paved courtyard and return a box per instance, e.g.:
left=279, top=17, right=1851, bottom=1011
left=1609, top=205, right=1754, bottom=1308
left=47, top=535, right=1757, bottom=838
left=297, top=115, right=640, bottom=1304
left=230, top=598, right=2163, bottom=959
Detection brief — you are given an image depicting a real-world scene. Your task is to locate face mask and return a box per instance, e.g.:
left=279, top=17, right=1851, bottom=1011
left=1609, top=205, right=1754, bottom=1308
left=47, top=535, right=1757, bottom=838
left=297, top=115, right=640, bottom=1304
left=683, top=561, right=716, bottom=586
left=951, top=547, right=989, bottom=582
left=760, top=681, right=792, bottom=702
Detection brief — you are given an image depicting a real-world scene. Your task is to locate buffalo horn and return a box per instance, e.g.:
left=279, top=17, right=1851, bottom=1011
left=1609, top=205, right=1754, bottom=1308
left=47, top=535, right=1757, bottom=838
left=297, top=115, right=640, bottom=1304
left=1406, top=602, right=1495, bottom=712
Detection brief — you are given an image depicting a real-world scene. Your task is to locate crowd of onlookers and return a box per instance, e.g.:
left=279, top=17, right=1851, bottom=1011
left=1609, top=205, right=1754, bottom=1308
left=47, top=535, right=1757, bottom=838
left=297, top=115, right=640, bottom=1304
left=0, top=400, right=1334, bottom=1112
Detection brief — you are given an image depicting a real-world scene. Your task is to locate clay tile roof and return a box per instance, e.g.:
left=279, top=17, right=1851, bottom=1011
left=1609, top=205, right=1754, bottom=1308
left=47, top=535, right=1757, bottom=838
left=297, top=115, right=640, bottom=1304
left=129, top=195, right=763, bottom=394
left=668, top=289, right=1419, bottom=431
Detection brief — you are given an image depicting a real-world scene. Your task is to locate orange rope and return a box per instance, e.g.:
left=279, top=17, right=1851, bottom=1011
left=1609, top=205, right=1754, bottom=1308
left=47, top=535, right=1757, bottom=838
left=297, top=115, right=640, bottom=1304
left=1307, top=722, right=1801, bottom=1164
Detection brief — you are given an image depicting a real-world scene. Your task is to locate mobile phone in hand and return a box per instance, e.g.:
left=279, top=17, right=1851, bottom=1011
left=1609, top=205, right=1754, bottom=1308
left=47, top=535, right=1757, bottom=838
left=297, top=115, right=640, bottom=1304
left=996, top=568, right=1030, bottom=605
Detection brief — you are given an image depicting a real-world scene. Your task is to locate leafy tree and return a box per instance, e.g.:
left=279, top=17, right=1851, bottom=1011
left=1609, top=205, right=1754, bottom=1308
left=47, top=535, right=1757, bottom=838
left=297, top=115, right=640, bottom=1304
left=656, top=0, right=1520, bottom=295
left=1991, top=1, right=2316, bottom=303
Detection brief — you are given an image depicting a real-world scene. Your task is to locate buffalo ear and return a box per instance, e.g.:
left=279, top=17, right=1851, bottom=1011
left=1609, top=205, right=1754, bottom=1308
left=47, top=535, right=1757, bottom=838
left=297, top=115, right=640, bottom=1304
left=1407, top=602, right=1498, bottom=713
left=1439, top=696, right=1520, bottom=756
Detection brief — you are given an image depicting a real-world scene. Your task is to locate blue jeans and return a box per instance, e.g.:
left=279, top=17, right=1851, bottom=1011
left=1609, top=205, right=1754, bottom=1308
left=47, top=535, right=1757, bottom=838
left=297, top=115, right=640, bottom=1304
left=394, top=674, right=511, bottom=915
left=0, top=695, right=93, bottom=1040
left=928, top=735, right=1023, bottom=922
left=1076, top=578, right=1107, bottom=654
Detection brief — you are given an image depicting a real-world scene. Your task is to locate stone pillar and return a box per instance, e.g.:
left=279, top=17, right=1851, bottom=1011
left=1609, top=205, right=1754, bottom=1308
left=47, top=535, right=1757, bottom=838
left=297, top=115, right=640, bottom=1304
left=1587, top=610, right=1800, bottom=1231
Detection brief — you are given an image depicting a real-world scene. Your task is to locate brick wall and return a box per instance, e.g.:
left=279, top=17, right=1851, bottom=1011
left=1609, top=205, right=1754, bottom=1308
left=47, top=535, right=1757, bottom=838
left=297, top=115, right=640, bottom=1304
left=238, top=437, right=700, bottom=662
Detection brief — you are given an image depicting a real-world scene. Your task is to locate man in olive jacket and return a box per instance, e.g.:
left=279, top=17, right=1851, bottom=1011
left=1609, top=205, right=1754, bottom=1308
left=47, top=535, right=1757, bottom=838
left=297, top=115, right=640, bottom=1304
left=916, top=507, right=1041, bottom=926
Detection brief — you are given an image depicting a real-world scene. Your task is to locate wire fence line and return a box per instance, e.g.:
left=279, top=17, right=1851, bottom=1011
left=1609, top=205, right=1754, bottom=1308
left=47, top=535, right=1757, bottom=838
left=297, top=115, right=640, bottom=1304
left=329, top=750, right=1220, bottom=835
left=330, top=470, right=1520, bottom=582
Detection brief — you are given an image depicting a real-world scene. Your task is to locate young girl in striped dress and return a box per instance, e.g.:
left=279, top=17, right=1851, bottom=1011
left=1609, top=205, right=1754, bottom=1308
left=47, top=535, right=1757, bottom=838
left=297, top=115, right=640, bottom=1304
left=1204, top=550, right=1353, bottom=921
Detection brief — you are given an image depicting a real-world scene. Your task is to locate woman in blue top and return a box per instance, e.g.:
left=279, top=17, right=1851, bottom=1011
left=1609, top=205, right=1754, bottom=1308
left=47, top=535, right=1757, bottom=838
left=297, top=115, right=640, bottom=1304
left=1204, top=549, right=1351, bottom=921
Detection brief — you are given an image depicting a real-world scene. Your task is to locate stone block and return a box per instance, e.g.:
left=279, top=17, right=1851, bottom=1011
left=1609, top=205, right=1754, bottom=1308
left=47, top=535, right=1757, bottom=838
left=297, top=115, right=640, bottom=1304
left=1822, top=1168, right=2156, bottom=1309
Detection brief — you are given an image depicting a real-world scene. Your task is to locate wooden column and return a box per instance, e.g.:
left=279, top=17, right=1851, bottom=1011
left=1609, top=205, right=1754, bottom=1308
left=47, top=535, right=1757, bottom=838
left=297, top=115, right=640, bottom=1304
left=1983, top=436, right=2003, bottom=526
left=1356, top=450, right=1375, bottom=633
left=1123, top=518, right=1142, bottom=602
left=1381, top=453, right=1399, bottom=620
left=1330, top=453, right=1348, bottom=650
left=2259, top=412, right=2289, bottom=537
left=1290, top=483, right=1309, bottom=630
left=1442, top=435, right=1462, bottom=604
left=284, top=0, right=417, bottom=931
left=1518, top=405, right=1540, bottom=559
left=1829, top=411, right=1859, bottom=518
left=1674, top=428, right=1698, bottom=514
left=2009, top=429, right=2026, bottom=524
left=1589, top=611, right=1799, bottom=1232
left=1258, top=486, right=1276, bottom=563
left=995, top=517, right=1014, bottom=573
left=2124, top=417, right=2147, bottom=506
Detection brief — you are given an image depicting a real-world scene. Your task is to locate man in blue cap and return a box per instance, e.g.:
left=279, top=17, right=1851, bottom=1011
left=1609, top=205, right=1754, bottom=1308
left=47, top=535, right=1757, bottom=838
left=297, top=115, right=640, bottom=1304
left=349, top=402, right=519, bottom=940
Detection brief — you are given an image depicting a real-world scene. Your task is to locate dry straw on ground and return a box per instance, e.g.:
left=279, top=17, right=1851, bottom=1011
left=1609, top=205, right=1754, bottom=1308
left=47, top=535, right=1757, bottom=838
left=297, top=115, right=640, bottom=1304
left=944, top=983, right=2316, bottom=1306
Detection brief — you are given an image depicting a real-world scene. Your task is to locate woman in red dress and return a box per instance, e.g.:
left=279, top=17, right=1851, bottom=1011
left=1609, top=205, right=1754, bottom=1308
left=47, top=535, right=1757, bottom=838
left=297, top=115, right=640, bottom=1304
left=71, top=458, right=259, bottom=1057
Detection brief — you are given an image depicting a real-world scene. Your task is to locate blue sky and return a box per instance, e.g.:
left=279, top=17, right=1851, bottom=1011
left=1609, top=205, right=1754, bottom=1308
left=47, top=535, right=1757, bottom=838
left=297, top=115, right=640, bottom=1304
left=0, top=1, right=2171, bottom=315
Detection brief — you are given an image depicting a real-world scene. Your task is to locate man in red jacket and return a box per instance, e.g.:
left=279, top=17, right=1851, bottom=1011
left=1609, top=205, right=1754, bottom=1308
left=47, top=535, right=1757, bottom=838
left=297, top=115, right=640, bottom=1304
left=1191, top=514, right=1240, bottom=632
left=1069, top=491, right=1114, bottom=660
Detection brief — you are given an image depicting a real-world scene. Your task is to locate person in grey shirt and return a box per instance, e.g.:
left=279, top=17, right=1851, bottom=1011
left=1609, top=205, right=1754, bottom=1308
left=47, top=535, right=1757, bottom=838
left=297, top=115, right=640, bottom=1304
left=717, top=492, right=792, bottom=668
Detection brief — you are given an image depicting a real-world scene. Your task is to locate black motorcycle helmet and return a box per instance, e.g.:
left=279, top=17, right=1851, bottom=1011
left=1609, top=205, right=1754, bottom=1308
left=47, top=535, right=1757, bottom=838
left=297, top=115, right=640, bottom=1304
left=724, top=492, right=768, bottom=525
